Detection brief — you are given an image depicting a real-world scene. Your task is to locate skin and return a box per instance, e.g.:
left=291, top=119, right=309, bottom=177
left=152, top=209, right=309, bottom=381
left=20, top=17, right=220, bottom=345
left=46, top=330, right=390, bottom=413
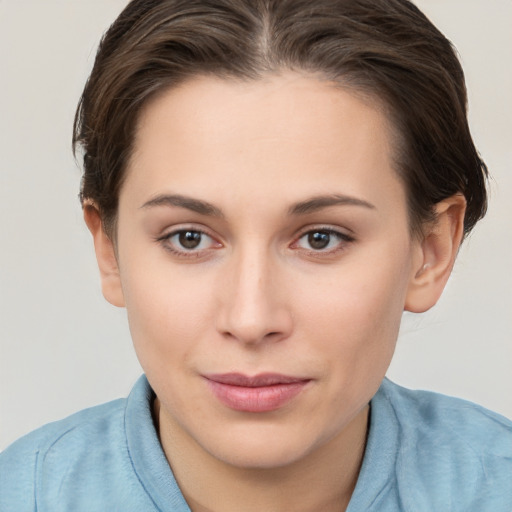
left=85, top=72, right=466, bottom=512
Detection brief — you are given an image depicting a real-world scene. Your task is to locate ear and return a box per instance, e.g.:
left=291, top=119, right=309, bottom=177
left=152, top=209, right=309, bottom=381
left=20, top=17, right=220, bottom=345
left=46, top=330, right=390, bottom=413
left=83, top=203, right=125, bottom=307
left=405, top=194, right=466, bottom=313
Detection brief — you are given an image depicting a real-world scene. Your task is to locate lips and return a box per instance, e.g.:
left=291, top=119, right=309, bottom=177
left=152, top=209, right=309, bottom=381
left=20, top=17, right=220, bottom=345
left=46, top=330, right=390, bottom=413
left=204, top=373, right=311, bottom=412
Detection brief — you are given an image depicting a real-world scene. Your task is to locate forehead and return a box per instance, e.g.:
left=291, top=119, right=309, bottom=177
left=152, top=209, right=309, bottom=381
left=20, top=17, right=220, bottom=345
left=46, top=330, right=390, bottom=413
left=126, top=72, right=405, bottom=217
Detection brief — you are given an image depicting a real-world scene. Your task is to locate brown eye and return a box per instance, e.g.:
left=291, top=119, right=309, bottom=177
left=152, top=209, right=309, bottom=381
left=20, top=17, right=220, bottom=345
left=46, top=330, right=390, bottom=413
left=178, top=230, right=202, bottom=249
left=294, top=228, right=354, bottom=254
left=160, top=228, right=222, bottom=257
left=307, top=231, right=331, bottom=250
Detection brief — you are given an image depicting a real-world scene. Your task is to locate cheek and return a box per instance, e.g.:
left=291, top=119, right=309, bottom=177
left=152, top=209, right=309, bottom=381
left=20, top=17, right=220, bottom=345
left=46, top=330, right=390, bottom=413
left=120, top=259, right=217, bottom=371
left=290, top=264, right=408, bottom=436
left=295, top=253, right=411, bottom=373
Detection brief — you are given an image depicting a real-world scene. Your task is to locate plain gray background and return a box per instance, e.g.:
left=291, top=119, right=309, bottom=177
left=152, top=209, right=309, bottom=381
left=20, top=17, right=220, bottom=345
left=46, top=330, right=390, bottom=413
left=1, top=0, right=511, bottom=450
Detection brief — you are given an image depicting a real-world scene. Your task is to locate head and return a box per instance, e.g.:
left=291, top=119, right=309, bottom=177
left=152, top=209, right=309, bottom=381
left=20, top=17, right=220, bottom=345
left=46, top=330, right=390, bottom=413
left=74, top=0, right=487, bottom=241
left=75, top=0, right=488, bottom=471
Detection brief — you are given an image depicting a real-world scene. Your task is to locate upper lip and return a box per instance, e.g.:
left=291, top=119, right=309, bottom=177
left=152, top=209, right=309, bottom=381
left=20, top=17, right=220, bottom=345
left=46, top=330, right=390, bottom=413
left=204, top=373, right=310, bottom=387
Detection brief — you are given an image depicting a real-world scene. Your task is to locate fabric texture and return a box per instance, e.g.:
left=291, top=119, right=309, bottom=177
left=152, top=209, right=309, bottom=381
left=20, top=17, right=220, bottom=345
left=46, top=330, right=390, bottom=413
left=1, top=376, right=511, bottom=511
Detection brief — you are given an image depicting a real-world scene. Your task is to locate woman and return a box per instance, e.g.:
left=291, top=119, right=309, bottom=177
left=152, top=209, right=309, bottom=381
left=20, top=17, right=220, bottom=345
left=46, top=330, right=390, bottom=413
left=1, top=0, right=511, bottom=510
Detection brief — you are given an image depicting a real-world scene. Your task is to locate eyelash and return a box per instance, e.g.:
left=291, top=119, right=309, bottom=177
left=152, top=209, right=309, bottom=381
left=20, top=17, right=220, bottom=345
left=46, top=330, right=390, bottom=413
left=292, top=227, right=355, bottom=257
left=156, top=226, right=355, bottom=259
left=156, top=227, right=221, bottom=259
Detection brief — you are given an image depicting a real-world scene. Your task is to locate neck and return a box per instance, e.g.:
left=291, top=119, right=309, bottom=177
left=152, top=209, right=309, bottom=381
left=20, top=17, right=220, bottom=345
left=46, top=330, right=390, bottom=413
left=154, top=399, right=369, bottom=512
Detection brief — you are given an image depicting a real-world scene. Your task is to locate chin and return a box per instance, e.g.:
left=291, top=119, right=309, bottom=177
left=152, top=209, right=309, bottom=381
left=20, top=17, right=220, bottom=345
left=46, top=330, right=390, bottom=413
left=199, top=423, right=324, bottom=470
left=212, top=443, right=310, bottom=470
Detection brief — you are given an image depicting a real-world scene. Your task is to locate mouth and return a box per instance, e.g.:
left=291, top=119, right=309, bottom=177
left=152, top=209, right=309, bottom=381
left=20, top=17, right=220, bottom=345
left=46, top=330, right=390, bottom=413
left=203, top=373, right=312, bottom=412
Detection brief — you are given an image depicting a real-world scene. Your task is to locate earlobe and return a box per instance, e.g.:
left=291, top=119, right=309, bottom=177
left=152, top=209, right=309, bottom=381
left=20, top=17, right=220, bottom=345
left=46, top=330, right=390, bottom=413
left=405, top=194, right=466, bottom=313
left=83, top=203, right=125, bottom=308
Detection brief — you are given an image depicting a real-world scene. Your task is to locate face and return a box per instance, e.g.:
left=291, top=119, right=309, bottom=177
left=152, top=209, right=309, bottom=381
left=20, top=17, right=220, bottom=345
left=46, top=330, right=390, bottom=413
left=112, top=73, right=425, bottom=469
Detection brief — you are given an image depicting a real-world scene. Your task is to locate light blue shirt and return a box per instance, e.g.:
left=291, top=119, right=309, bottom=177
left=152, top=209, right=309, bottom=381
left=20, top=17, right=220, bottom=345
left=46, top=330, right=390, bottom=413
left=1, top=376, right=511, bottom=511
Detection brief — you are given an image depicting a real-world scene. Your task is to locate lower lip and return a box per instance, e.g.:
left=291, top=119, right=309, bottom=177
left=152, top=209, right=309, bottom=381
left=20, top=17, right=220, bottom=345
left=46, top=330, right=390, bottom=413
left=205, top=379, right=310, bottom=412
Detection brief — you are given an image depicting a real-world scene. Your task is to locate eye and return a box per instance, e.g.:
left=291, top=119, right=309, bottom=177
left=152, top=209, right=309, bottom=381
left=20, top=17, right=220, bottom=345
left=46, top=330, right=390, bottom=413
left=158, top=228, right=221, bottom=256
left=174, top=230, right=205, bottom=250
left=294, top=229, right=354, bottom=253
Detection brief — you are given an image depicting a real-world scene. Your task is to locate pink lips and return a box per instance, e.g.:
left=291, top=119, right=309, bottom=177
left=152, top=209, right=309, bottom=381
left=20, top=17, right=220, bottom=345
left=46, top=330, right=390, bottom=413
left=204, top=373, right=311, bottom=412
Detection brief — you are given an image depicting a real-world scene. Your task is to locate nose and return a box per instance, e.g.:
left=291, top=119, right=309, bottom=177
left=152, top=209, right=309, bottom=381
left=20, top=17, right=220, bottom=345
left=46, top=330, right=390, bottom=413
left=215, top=246, right=293, bottom=345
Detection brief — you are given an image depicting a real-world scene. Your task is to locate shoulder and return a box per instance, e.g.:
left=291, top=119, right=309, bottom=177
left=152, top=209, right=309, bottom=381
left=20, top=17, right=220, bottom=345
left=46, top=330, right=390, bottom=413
left=0, top=398, right=126, bottom=512
left=377, top=379, right=512, bottom=510
left=378, top=378, right=512, bottom=448
left=1, top=397, right=127, bottom=460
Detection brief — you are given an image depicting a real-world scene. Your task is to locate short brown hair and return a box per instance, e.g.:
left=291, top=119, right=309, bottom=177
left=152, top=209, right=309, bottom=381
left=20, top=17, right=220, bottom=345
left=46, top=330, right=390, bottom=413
left=73, top=0, right=488, bottom=238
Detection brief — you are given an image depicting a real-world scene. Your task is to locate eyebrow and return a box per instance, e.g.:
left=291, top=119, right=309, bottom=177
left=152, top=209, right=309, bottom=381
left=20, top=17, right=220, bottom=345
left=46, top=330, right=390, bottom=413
left=288, top=194, right=376, bottom=215
left=140, top=194, right=224, bottom=217
left=140, top=192, right=376, bottom=217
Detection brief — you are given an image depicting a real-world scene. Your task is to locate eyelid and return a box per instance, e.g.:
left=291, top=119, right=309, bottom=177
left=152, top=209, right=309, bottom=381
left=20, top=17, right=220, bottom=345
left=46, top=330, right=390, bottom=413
left=155, top=224, right=223, bottom=258
left=154, top=223, right=354, bottom=259
left=293, top=224, right=355, bottom=241
left=290, top=225, right=355, bottom=254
